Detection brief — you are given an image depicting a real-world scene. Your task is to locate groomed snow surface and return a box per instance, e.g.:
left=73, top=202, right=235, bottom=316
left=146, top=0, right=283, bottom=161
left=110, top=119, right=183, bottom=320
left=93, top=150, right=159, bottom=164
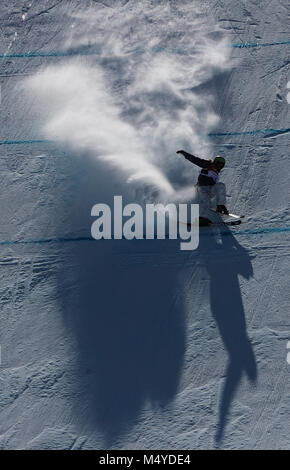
left=0, top=0, right=289, bottom=450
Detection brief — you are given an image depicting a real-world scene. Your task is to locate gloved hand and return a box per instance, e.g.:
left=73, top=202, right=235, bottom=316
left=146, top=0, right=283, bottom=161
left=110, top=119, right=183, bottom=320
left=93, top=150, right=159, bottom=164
left=216, top=205, right=229, bottom=215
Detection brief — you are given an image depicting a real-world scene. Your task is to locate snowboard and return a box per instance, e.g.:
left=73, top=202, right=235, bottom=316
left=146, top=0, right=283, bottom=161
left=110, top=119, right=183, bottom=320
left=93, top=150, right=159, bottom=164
left=181, top=218, right=242, bottom=229
left=180, top=210, right=243, bottom=229
left=209, top=219, right=242, bottom=227
left=210, top=208, right=245, bottom=219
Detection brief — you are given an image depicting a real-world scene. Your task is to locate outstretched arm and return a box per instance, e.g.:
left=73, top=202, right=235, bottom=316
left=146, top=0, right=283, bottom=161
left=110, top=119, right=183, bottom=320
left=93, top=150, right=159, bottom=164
left=176, top=150, right=211, bottom=169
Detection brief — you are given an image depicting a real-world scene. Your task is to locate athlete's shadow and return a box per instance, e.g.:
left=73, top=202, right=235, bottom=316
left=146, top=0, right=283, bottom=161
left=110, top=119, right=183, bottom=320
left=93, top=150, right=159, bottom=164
left=57, top=154, right=186, bottom=446
left=198, top=225, right=257, bottom=444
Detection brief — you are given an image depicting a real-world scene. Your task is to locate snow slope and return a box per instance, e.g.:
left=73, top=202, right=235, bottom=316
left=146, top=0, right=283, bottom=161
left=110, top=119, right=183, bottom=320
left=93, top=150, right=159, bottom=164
left=0, top=0, right=289, bottom=450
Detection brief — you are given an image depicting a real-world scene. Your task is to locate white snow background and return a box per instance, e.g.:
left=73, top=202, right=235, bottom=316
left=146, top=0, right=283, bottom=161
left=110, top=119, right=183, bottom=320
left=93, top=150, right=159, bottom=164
left=0, top=0, right=289, bottom=449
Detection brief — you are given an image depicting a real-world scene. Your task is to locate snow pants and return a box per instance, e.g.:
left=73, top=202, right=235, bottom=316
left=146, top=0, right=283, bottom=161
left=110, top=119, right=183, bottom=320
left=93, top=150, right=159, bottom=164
left=197, top=182, right=226, bottom=219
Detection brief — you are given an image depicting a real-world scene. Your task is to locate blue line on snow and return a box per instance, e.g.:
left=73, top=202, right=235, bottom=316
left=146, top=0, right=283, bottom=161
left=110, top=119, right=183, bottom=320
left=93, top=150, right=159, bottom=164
left=0, top=226, right=290, bottom=247
left=231, top=40, right=290, bottom=48
left=0, top=40, right=289, bottom=59
left=0, top=49, right=102, bottom=59
left=208, top=128, right=290, bottom=137
left=0, top=139, right=51, bottom=145
left=236, top=227, right=290, bottom=235
left=0, top=127, right=289, bottom=146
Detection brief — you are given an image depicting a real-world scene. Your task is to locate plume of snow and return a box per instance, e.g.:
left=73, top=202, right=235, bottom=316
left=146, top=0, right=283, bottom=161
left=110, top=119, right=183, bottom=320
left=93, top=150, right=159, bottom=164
left=24, top=0, right=232, bottom=202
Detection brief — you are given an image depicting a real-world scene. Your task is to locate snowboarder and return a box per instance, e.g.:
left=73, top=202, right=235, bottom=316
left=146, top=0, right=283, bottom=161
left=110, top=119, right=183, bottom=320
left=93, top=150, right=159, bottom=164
left=176, top=150, right=229, bottom=226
